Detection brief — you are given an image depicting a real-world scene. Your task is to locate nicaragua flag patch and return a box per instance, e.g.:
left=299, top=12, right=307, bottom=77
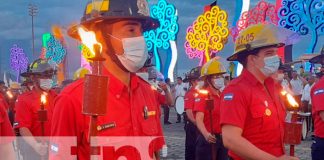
left=50, top=143, right=59, bottom=153
left=314, top=89, right=324, bottom=95
left=224, top=93, right=234, bottom=101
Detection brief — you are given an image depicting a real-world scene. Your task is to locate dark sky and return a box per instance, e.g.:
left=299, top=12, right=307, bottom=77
left=0, top=0, right=323, bottom=79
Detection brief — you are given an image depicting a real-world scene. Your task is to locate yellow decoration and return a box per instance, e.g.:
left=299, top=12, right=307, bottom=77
left=81, top=45, right=95, bottom=61
left=186, top=6, right=229, bottom=62
left=86, top=0, right=109, bottom=14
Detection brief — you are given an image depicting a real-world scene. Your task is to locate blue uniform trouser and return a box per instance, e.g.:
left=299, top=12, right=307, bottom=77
left=312, top=136, right=324, bottom=160
left=185, top=121, right=197, bottom=160
left=195, top=134, right=228, bottom=160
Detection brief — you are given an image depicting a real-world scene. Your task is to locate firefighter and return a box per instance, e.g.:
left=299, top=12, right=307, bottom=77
left=194, top=57, right=228, bottom=160
left=14, top=59, right=57, bottom=160
left=182, top=66, right=201, bottom=160
left=0, top=100, right=16, bottom=160
left=220, top=24, right=299, bottom=160
left=50, top=0, right=167, bottom=159
left=309, top=47, right=324, bottom=160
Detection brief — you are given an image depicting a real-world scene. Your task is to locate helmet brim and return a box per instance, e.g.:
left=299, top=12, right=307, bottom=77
left=68, top=16, right=160, bottom=40
left=227, top=43, right=284, bottom=61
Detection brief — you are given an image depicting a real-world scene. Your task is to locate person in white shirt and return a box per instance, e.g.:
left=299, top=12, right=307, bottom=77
left=174, top=77, right=187, bottom=123
left=290, top=70, right=307, bottom=106
left=281, top=72, right=291, bottom=90
left=301, top=75, right=316, bottom=112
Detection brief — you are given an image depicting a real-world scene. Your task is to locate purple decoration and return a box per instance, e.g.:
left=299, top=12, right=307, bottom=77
left=10, top=44, right=29, bottom=82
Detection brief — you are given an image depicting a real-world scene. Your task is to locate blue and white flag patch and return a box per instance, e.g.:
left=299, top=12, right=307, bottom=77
left=50, top=143, right=59, bottom=153
left=314, top=89, right=324, bottom=95
left=224, top=93, right=234, bottom=101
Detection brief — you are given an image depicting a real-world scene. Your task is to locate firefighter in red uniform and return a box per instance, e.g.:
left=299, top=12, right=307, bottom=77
left=309, top=47, right=324, bottom=160
left=220, top=24, right=298, bottom=160
left=50, top=0, right=168, bottom=160
left=14, top=59, right=57, bottom=160
left=194, top=58, right=228, bottom=160
left=182, top=66, right=200, bottom=160
left=0, top=93, right=15, bottom=160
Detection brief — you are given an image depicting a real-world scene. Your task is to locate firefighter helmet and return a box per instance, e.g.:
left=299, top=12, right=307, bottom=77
left=201, top=57, right=226, bottom=77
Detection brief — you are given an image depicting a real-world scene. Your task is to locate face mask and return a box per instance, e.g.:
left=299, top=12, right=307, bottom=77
left=259, top=55, right=280, bottom=77
left=109, top=34, right=148, bottom=72
left=213, top=77, right=225, bottom=89
left=39, top=79, right=53, bottom=91
left=136, top=72, right=149, bottom=82
left=28, top=86, right=33, bottom=91
left=195, top=80, right=204, bottom=90
left=276, top=73, right=284, bottom=81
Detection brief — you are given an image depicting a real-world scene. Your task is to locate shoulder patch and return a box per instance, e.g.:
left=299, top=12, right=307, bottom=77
left=224, top=93, right=234, bottom=101
left=314, top=89, right=324, bottom=95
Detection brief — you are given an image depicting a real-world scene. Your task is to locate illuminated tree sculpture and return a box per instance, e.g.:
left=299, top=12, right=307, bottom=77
left=278, top=0, right=323, bottom=53
left=232, top=0, right=278, bottom=42
left=45, top=34, right=67, bottom=65
left=186, top=5, right=229, bottom=62
left=144, top=0, right=179, bottom=72
left=10, top=44, right=28, bottom=81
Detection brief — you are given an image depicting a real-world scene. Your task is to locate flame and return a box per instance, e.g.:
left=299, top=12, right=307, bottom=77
left=6, top=91, right=13, bottom=99
left=77, top=27, right=102, bottom=57
left=197, top=89, right=209, bottom=95
left=281, top=89, right=299, bottom=108
left=41, top=93, right=47, bottom=104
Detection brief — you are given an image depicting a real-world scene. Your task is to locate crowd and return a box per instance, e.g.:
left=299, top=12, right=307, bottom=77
left=0, top=1, right=323, bottom=160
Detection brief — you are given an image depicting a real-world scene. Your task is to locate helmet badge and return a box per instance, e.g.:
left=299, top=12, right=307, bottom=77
left=137, top=0, right=149, bottom=16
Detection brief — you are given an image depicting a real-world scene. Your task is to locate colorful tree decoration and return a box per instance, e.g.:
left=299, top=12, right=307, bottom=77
left=10, top=44, right=28, bottom=81
left=232, top=0, right=278, bottom=42
left=144, top=0, right=179, bottom=72
left=278, top=0, right=323, bottom=53
left=186, top=5, right=229, bottom=63
left=44, top=34, right=67, bottom=65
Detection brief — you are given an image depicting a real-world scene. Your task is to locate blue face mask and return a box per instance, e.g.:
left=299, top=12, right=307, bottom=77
left=260, top=55, right=280, bottom=77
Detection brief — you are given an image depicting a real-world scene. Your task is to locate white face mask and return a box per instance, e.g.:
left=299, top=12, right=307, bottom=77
left=109, top=34, right=148, bottom=72
left=213, top=77, right=225, bottom=89
left=39, top=79, right=53, bottom=91
left=276, top=73, right=284, bottom=81
left=195, top=80, right=204, bottom=90
left=259, top=55, right=280, bottom=77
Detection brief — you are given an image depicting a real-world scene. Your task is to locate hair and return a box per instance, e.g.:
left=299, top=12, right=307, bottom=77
left=177, top=77, right=182, bottom=81
left=237, top=49, right=259, bottom=67
left=0, top=80, right=4, bottom=85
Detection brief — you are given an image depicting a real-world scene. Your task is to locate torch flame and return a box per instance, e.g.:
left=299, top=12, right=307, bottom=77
left=281, top=89, right=299, bottom=108
left=41, top=93, right=47, bottom=104
left=6, top=91, right=13, bottom=99
left=77, top=27, right=102, bottom=57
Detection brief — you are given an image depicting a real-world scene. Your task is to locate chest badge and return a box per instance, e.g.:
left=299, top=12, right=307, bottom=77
left=264, top=100, right=268, bottom=107
left=143, top=106, right=156, bottom=119
left=97, top=122, right=116, bottom=131
left=265, top=108, right=272, bottom=116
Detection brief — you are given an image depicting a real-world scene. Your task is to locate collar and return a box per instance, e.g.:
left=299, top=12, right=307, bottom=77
left=241, top=69, right=274, bottom=87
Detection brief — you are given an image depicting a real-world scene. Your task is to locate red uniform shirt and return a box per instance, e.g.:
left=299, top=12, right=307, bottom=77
left=14, top=89, right=57, bottom=136
left=184, top=87, right=197, bottom=111
left=194, top=88, right=221, bottom=134
left=311, top=77, right=324, bottom=138
left=50, top=70, right=165, bottom=160
left=0, top=93, right=9, bottom=110
left=220, top=70, right=286, bottom=159
left=0, top=101, right=14, bottom=144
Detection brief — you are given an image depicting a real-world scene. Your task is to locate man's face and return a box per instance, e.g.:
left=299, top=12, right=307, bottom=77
left=308, top=76, right=315, bottom=84
left=104, top=20, right=143, bottom=55
left=251, top=47, right=278, bottom=70
left=177, top=79, right=182, bottom=85
left=284, top=72, right=289, bottom=79
left=292, top=71, right=298, bottom=78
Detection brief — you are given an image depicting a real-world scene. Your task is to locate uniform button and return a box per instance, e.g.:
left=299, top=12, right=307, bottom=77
left=116, top=94, right=120, bottom=99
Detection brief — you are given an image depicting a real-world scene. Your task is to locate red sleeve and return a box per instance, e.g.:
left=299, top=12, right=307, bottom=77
left=193, top=94, right=207, bottom=113
left=311, top=87, right=324, bottom=112
left=184, top=91, right=195, bottom=110
left=0, top=103, right=14, bottom=144
left=0, top=94, right=9, bottom=110
left=157, top=92, right=166, bottom=105
left=220, top=86, right=248, bottom=129
left=14, top=96, right=32, bottom=129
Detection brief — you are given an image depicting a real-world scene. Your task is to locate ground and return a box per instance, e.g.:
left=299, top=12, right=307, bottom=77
left=161, top=108, right=312, bottom=160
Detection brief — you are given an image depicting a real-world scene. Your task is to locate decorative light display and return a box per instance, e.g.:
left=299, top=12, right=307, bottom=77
left=186, top=5, right=229, bottom=62
left=278, top=0, right=323, bottom=53
left=144, top=0, right=179, bottom=73
left=43, top=33, right=67, bottom=64
left=232, top=0, right=278, bottom=42
left=78, top=44, right=92, bottom=71
left=10, top=44, right=28, bottom=82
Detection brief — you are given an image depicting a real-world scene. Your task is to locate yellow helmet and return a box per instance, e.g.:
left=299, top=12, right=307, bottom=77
left=228, top=24, right=285, bottom=61
left=201, top=57, right=226, bottom=77
left=73, top=67, right=91, bottom=80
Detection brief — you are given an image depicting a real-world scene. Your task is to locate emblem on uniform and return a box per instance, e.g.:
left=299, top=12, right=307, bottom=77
left=97, top=122, right=116, bottom=131
left=143, top=106, right=156, bottom=119
left=314, top=89, right=324, bottom=95
left=265, top=108, right=272, bottom=116
left=224, top=93, right=233, bottom=101
left=264, top=100, right=268, bottom=107
left=195, top=98, right=201, bottom=102
left=137, top=0, right=149, bottom=16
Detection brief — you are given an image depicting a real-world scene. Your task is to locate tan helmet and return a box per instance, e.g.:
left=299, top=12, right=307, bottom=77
left=227, top=24, right=285, bottom=61
left=200, top=57, right=226, bottom=77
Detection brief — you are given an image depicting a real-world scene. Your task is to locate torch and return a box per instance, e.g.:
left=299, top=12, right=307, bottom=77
left=38, top=92, right=47, bottom=160
left=77, top=27, right=109, bottom=156
left=198, top=89, right=217, bottom=160
left=281, top=90, right=302, bottom=156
